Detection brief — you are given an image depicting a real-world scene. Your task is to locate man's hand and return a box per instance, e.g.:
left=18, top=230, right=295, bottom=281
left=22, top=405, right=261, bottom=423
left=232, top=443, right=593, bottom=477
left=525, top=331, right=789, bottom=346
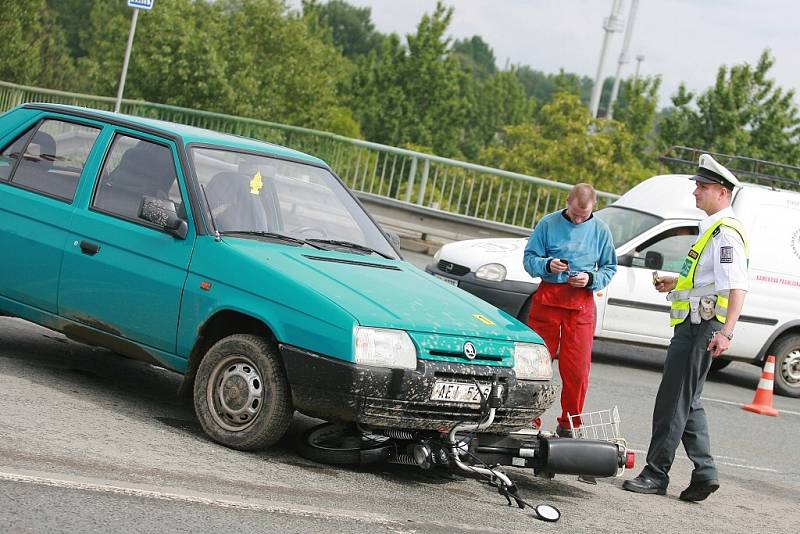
left=568, top=272, right=590, bottom=288
left=550, top=258, right=569, bottom=273
left=654, top=275, right=677, bottom=293
left=707, top=331, right=730, bottom=358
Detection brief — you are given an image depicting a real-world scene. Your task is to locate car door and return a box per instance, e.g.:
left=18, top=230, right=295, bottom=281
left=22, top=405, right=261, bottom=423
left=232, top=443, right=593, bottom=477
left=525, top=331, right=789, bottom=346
left=58, top=130, right=195, bottom=354
left=599, top=224, right=699, bottom=344
left=0, top=116, right=102, bottom=315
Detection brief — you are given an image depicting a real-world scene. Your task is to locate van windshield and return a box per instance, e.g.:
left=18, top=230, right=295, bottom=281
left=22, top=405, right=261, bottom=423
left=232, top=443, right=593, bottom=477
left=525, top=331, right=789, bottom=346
left=190, top=147, right=398, bottom=259
left=594, top=206, right=661, bottom=249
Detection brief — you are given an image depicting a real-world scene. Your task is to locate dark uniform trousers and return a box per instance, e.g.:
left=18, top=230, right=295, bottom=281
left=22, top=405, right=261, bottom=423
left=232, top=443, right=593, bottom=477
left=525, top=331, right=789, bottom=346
left=640, top=318, right=722, bottom=488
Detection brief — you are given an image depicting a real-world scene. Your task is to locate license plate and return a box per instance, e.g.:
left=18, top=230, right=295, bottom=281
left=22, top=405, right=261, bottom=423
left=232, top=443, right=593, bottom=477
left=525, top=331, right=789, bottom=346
left=433, top=274, right=458, bottom=286
left=430, top=381, right=500, bottom=404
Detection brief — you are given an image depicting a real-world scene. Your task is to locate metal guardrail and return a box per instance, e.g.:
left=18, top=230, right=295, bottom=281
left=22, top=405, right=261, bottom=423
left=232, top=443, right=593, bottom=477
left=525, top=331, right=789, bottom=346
left=0, top=80, right=620, bottom=229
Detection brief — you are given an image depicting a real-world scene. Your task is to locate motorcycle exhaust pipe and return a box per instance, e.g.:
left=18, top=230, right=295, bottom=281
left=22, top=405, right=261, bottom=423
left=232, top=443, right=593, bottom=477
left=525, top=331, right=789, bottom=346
left=537, top=437, right=622, bottom=478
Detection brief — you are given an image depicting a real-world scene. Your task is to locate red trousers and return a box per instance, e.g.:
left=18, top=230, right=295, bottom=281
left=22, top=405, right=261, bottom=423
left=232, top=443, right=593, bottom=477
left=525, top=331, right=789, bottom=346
left=527, top=282, right=595, bottom=429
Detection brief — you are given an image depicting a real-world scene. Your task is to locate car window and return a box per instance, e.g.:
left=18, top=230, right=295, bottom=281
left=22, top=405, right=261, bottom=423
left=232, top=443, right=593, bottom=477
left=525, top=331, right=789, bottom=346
left=93, top=135, right=182, bottom=223
left=594, top=206, right=662, bottom=248
left=7, top=119, right=100, bottom=201
left=633, top=226, right=699, bottom=272
left=0, top=130, right=34, bottom=181
left=190, top=147, right=397, bottom=258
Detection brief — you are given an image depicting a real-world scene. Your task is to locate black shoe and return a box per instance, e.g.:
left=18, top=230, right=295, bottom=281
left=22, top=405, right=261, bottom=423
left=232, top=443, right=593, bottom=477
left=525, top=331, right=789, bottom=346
left=555, top=426, right=573, bottom=438
left=622, top=475, right=666, bottom=495
left=679, top=479, right=719, bottom=502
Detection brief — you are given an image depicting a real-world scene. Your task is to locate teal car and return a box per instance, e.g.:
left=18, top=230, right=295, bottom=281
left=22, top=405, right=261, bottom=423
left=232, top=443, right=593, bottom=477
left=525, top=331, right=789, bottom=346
left=0, top=104, right=556, bottom=452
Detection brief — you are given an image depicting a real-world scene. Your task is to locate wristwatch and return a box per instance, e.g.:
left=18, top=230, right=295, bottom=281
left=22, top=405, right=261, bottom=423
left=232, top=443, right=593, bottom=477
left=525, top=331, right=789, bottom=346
left=717, top=330, right=734, bottom=341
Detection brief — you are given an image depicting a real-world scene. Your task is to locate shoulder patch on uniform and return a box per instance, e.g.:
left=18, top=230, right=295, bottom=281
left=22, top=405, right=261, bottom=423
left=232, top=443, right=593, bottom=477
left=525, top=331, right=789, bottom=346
left=720, top=246, right=733, bottom=263
left=688, top=249, right=699, bottom=260
left=712, top=227, right=721, bottom=237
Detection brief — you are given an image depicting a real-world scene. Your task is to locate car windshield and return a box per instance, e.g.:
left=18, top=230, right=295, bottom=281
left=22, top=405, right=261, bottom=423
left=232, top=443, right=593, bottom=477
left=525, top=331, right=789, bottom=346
left=190, top=147, right=398, bottom=259
left=594, top=206, right=662, bottom=249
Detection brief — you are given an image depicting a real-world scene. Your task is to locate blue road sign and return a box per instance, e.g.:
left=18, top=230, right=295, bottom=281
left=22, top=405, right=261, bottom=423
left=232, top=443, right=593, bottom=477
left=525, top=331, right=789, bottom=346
left=127, top=0, right=154, bottom=9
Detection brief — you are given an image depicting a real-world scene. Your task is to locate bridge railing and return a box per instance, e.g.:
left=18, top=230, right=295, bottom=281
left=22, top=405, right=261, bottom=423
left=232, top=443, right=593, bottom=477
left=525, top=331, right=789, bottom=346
left=0, top=80, right=620, bottom=229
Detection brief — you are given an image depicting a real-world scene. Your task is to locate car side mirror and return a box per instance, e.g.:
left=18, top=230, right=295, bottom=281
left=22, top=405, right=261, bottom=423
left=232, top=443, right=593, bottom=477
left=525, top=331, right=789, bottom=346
left=645, top=250, right=664, bottom=270
left=139, top=196, right=188, bottom=239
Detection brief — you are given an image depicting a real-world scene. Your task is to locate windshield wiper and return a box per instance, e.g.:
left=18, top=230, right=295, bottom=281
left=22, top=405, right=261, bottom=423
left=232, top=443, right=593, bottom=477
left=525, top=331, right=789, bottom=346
left=306, top=239, right=392, bottom=259
left=220, top=231, right=325, bottom=249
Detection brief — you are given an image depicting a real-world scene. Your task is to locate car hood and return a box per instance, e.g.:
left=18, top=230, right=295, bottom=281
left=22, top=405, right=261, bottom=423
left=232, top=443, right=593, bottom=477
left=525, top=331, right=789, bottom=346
left=225, top=239, right=539, bottom=342
left=438, top=238, right=539, bottom=284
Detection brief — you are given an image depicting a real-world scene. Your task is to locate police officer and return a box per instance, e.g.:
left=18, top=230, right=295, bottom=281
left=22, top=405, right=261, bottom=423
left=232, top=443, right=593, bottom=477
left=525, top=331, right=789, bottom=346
left=623, top=154, right=749, bottom=502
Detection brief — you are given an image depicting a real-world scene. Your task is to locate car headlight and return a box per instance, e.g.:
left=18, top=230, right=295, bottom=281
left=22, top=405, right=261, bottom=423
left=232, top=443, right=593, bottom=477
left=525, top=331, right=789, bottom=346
left=354, top=327, right=417, bottom=370
left=514, top=342, right=552, bottom=380
left=475, top=263, right=507, bottom=282
left=433, top=247, right=442, bottom=263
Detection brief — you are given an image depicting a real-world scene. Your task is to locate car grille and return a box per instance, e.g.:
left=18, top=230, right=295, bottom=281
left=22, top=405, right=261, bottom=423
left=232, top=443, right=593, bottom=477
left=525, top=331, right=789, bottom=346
left=437, top=260, right=469, bottom=276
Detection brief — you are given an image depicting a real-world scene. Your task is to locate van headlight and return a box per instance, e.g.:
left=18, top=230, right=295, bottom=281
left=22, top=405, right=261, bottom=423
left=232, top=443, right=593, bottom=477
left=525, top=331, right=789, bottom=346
left=513, top=342, right=552, bottom=380
left=354, top=327, right=417, bottom=370
left=475, top=263, right=507, bottom=282
left=433, top=247, right=442, bottom=263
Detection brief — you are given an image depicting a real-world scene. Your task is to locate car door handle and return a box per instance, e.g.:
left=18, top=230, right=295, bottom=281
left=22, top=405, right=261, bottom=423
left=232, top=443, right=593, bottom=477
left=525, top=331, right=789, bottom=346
left=78, top=240, right=101, bottom=256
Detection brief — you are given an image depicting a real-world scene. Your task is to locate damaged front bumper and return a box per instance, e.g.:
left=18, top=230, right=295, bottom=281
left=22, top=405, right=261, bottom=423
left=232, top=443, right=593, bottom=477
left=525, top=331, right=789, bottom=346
left=279, top=343, right=557, bottom=432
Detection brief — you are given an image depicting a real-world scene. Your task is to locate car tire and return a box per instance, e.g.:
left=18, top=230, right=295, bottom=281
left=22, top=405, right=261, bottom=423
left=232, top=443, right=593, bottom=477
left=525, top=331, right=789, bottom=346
left=297, top=423, right=391, bottom=466
left=194, top=334, right=293, bottom=450
left=771, top=334, right=800, bottom=398
left=708, top=358, right=731, bottom=376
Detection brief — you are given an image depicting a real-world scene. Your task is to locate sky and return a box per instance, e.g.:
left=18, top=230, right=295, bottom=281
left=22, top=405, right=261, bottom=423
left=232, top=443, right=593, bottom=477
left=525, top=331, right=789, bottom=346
left=292, top=0, right=799, bottom=109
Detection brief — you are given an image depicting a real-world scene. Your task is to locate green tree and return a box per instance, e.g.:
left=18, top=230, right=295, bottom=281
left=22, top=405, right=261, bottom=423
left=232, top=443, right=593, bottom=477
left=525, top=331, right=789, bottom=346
left=349, top=2, right=467, bottom=156
left=613, top=75, right=662, bottom=163
left=480, top=93, right=651, bottom=194
left=0, top=0, right=76, bottom=89
left=452, top=35, right=496, bottom=80
left=659, top=50, right=800, bottom=165
left=302, top=0, right=384, bottom=59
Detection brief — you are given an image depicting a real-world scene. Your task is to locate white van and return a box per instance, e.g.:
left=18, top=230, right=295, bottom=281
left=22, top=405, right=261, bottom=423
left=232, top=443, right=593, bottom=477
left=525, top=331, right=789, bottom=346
left=426, top=173, right=800, bottom=397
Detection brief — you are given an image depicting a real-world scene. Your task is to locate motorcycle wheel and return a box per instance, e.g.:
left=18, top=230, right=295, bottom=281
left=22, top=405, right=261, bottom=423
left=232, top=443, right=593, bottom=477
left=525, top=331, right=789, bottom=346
left=297, top=422, right=392, bottom=466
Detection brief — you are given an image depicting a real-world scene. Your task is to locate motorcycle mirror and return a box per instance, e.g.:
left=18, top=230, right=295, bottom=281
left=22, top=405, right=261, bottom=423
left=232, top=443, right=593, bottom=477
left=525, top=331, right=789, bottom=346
left=533, top=504, right=561, bottom=522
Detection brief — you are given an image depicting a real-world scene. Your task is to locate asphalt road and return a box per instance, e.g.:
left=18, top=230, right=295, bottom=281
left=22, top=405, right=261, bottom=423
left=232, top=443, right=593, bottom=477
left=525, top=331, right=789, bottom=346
left=0, top=251, right=797, bottom=532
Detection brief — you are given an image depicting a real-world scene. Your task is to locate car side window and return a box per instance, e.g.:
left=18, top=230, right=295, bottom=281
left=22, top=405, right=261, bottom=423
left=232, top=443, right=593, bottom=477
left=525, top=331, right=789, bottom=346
left=633, top=226, right=699, bottom=272
left=93, top=135, right=182, bottom=223
left=0, top=130, right=34, bottom=181
left=5, top=119, right=100, bottom=201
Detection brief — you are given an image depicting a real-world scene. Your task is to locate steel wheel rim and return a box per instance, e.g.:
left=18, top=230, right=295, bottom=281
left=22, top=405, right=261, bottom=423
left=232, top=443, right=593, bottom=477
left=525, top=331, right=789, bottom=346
left=781, top=348, right=800, bottom=385
left=207, top=354, right=264, bottom=432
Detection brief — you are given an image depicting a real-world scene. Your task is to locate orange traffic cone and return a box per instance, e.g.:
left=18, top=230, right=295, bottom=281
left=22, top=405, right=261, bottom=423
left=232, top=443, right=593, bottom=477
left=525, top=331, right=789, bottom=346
left=742, top=355, right=779, bottom=416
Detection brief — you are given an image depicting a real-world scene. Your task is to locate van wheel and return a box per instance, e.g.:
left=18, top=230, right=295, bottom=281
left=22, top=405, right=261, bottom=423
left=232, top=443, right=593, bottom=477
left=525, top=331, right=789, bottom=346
left=771, top=334, right=800, bottom=398
left=194, top=334, right=292, bottom=450
left=708, top=359, right=731, bottom=376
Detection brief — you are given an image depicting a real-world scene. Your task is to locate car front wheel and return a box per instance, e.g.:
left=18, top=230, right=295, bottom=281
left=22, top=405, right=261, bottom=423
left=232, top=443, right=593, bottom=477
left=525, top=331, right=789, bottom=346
left=194, top=334, right=292, bottom=450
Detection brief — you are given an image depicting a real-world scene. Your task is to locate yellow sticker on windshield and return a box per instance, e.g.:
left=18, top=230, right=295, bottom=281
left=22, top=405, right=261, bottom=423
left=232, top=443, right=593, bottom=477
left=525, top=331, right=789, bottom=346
left=250, top=171, right=263, bottom=195
left=473, top=314, right=495, bottom=326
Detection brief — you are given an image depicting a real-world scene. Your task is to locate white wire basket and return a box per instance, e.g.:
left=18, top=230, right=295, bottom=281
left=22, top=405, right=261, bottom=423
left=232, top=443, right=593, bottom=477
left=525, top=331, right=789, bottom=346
left=567, top=406, right=626, bottom=446
left=567, top=406, right=630, bottom=475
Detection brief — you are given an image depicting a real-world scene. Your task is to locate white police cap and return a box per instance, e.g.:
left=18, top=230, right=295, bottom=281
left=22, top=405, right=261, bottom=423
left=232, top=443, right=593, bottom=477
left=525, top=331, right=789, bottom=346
left=691, top=154, right=741, bottom=189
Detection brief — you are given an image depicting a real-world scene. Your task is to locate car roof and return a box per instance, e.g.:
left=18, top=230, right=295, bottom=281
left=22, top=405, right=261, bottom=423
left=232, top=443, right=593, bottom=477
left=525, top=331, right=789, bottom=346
left=23, top=103, right=327, bottom=167
left=611, top=173, right=770, bottom=221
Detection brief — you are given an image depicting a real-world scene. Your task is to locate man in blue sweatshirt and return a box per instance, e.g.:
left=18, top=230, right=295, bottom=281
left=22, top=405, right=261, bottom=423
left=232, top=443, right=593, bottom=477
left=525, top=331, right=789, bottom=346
left=523, top=183, right=617, bottom=436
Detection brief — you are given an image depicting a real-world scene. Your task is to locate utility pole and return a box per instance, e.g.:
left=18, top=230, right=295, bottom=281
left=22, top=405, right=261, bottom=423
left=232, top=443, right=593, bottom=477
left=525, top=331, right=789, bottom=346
left=115, top=1, right=155, bottom=113
left=634, top=54, right=645, bottom=80
left=589, top=0, right=625, bottom=119
left=607, top=0, right=639, bottom=120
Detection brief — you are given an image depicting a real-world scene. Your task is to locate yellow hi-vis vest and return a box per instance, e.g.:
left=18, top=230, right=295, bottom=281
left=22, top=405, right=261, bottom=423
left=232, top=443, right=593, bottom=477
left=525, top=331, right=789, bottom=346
left=669, top=217, right=749, bottom=327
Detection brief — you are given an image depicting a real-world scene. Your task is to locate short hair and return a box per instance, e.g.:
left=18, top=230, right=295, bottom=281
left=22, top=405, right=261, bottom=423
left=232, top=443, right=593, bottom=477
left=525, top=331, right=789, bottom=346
left=567, top=183, right=596, bottom=207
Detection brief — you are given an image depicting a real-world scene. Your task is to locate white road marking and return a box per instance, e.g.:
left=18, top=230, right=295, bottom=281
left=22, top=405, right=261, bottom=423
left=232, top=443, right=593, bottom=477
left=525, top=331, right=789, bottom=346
left=626, top=448, right=780, bottom=474
left=701, top=395, right=800, bottom=416
left=0, top=469, right=407, bottom=529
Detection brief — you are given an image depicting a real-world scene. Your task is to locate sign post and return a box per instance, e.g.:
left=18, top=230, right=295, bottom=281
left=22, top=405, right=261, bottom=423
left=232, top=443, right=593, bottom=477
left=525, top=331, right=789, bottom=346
left=114, top=0, right=155, bottom=113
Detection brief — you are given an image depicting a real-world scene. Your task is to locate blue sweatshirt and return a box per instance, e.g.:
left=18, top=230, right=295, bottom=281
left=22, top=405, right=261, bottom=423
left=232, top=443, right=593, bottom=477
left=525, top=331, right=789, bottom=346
left=523, top=210, right=617, bottom=291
